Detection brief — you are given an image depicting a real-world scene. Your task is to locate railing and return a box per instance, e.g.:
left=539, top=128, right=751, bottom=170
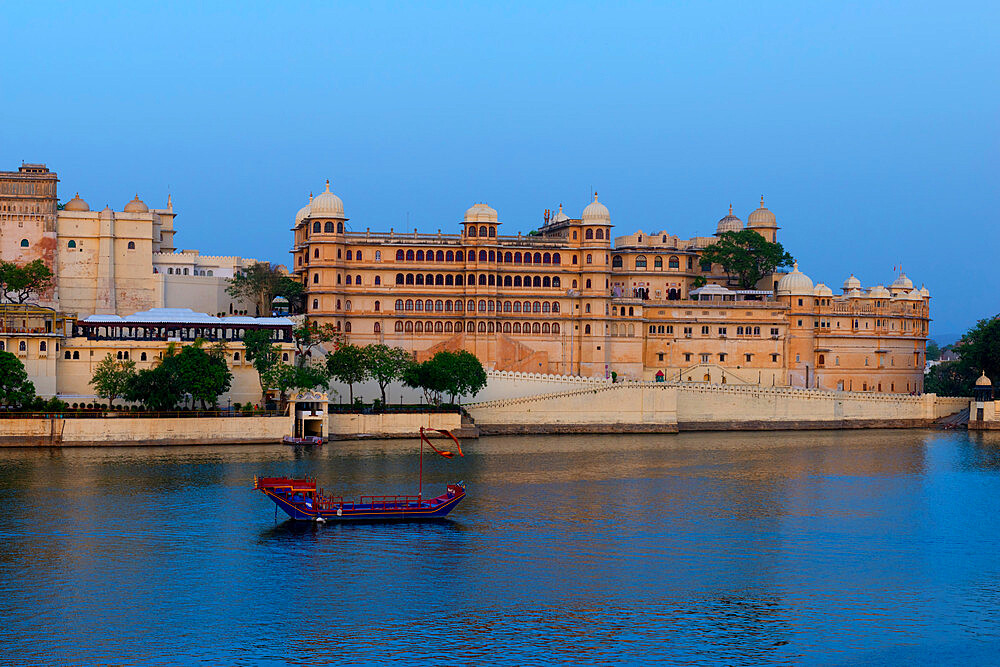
left=360, top=495, right=423, bottom=510
left=0, top=409, right=285, bottom=419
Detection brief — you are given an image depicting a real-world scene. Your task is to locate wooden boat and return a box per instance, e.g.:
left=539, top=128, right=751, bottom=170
left=282, top=435, right=325, bottom=446
left=255, top=427, right=465, bottom=522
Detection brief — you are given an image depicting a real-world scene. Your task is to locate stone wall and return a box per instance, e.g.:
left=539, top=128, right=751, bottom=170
left=329, top=412, right=464, bottom=439
left=0, top=416, right=287, bottom=447
left=467, top=381, right=967, bottom=434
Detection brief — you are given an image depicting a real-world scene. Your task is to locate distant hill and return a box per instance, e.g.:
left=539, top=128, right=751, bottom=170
left=930, top=333, right=963, bottom=347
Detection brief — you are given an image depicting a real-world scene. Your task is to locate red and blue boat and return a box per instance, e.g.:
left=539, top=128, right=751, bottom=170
left=254, top=427, right=466, bottom=522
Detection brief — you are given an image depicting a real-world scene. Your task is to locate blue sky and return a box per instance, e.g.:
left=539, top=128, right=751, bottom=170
left=2, top=1, right=996, bottom=338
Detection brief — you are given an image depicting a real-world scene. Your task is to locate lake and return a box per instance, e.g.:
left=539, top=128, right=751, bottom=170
left=2, top=429, right=1000, bottom=665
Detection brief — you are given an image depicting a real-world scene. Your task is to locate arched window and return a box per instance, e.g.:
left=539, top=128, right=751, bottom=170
left=514, top=276, right=522, bottom=287
left=524, top=253, right=532, bottom=265
left=503, top=276, right=512, bottom=287
left=374, top=323, right=381, bottom=334
left=585, top=324, right=591, bottom=334
left=337, top=222, right=344, bottom=233
left=346, top=275, right=352, bottom=285
left=468, top=226, right=477, bottom=237
left=20, top=239, right=29, bottom=247
left=504, top=252, right=512, bottom=263
left=553, top=323, right=560, bottom=334
left=542, top=277, right=550, bottom=287
left=414, top=299, right=423, bottom=311
left=553, top=277, right=561, bottom=288
left=488, top=275, right=495, bottom=286
left=374, top=300, right=381, bottom=312
left=478, top=274, right=487, bottom=285
left=395, top=321, right=403, bottom=332
left=455, top=250, right=464, bottom=261
left=534, top=253, right=542, bottom=263
left=542, top=302, right=551, bottom=313
left=405, top=299, right=414, bottom=311
left=396, top=250, right=405, bottom=261
left=635, top=256, right=647, bottom=268
left=478, top=300, right=487, bottom=312
left=313, top=273, right=319, bottom=284
left=533, top=301, right=541, bottom=313
left=434, top=250, right=442, bottom=261
left=479, top=250, right=487, bottom=262
left=553, top=253, right=561, bottom=264
left=445, top=322, right=453, bottom=332
left=312, top=299, right=319, bottom=310
left=530, top=323, right=539, bottom=333
left=336, top=299, right=341, bottom=310
left=324, top=222, right=334, bottom=232
left=587, top=254, right=593, bottom=264
left=514, top=252, right=522, bottom=264
left=467, top=299, right=475, bottom=311
left=416, top=250, right=424, bottom=261
left=434, top=274, right=443, bottom=285
left=552, top=302, right=560, bottom=313
left=344, top=322, right=352, bottom=333
left=374, top=276, right=381, bottom=285
left=596, top=229, right=604, bottom=239
left=543, top=253, right=551, bottom=264
left=585, top=229, right=594, bottom=240
left=395, top=299, right=404, bottom=310
left=446, top=275, right=454, bottom=286
left=435, top=300, right=444, bottom=311
left=346, top=250, right=353, bottom=260
left=668, top=256, right=679, bottom=269
left=503, top=322, right=511, bottom=333
left=654, top=256, right=663, bottom=268
left=513, top=301, right=522, bottom=313
left=522, top=300, right=531, bottom=312
left=455, top=300, right=464, bottom=311
left=406, top=250, right=414, bottom=261
left=415, top=322, right=423, bottom=333
left=455, top=275, right=464, bottom=286
left=415, top=274, right=424, bottom=285
left=435, top=322, right=443, bottom=332
left=542, top=323, right=550, bottom=333
left=313, top=221, right=321, bottom=233
left=446, top=250, right=454, bottom=261
left=489, top=227, right=496, bottom=237
left=445, top=300, right=453, bottom=312
left=586, top=279, right=592, bottom=289
left=513, top=322, right=521, bottom=333
left=68, top=240, right=76, bottom=248
left=374, top=251, right=380, bottom=261
left=73, top=350, right=79, bottom=359
left=405, top=322, right=413, bottom=332
left=396, top=273, right=404, bottom=285
left=532, top=276, right=541, bottom=287
left=126, top=241, right=136, bottom=250
left=479, top=226, right=488, bottom=237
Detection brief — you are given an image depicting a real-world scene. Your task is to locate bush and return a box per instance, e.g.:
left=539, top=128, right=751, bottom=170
left=233, top=402, right=242, bottom=411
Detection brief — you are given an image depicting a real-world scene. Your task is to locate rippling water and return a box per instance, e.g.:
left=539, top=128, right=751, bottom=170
left=2, top=430, right=1000, bottom=665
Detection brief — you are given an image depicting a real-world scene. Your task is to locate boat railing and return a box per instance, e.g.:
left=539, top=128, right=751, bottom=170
left=360, top=495, right=423, bottom=510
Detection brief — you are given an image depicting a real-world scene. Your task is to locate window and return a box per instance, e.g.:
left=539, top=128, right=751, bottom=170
left=19, top=239, right=28, bottom=247
left=586, top=229, right=594, bottom=239
left=396, top=250, right=405, bottom=261
left=313, top=273, right=319, bottom=284
left=771, top=353, right=779, bottom=362
left=406, top=250, right=414, bottom=261
left=745, top=354, right=752, bottom=362
left=700, top=353, right=710, bottom=363
left=635, top=256, right=647, bottom=268
left=39, top=341, right=46, bottom=352
left=585, top=279, right=591, bottom=289
left=346, top=250, right=353, bottom=260
left=718, top=353, right=726, bottom=362
left=584, top=325, right=591, bottom=334
left=668, top=256, right=679, bottom=269
left=701, top=326, right=709, bottom=335
left=374, top=276, right=381, bottom=285
left=375, top=251, right=381, bottom=261
left=141, top=352, right=147, bottom=361
left=684, top=353, right=692, bottom=362
left=313, top=221, right=321, bottom=233
left=612, top=255, right=623, bottom=268
left=68, top=240, right=76, bottom=248
left=654, top=256, right=663, bottom=268
left=701, top=260, right=711, bottom=272
left=479, top=226, right=488, bottom=237
left=312, top=299, right=319, bottom=310
left=718, top=327, right=727, bottom=336
left=587, top=254, right=593, bottom=264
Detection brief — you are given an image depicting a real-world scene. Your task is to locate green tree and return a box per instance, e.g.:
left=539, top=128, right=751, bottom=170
left=263, top=362, right=330, bottom=410
left=326, top=343, right=369, bottom=403
left=226, top=262, right=301, bottom=316
left=169, top=342, right=233, bottom=408
left=699, top=229, right=794, bottom=289
left=0, top=259, right=54, bottom=304
left=89, top=353, right=137, bottom=406
left=924, top=362, right=977, bottom=397
left=364, top=344, right=413, bottom=404
left=292, top=323, right=340, bottom=366
left=923, top=316, right=1000, bottom=396
left=0, top=350, right=36, bottom=408
left=243, top=328, right=282, bottom=404
left=124, top=365, right=185, bottom=411
left=402, top=355, right=450, bottom=404
left=925, top=340, right=941, bottom=362
left=451, top=350, right=488, bottom=401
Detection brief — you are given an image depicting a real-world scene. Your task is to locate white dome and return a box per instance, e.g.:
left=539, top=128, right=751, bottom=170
left=843, top=274, right=862, bottom=291
left=464, top=202, right=498, bottom=223
left=581, top=193, right=610, bottom=224
left=747, top=196, right=776, bottom=227
left=64, top=193, right=90, bottom=212
left=868, top=285, right=891, bottom=298
left=295, top=198, right=312, bottom=223
left=776, top=262, right=814, bottom=296
left=123, top=194, right=148, bottom=213
left=309, top=180, right=344, bottom=218
left=552, top=203, right=570, bottom=223
left=905, top=288, right=923, bottom=301
left=847, top=288, right=863, bottom=298
left=890, top=273, right=914, bottom=290
left=716, top=205, right=743, bottom=234
left=920, top=285, right=930, bottom=297
left=814, top=283, right=833, bottom=297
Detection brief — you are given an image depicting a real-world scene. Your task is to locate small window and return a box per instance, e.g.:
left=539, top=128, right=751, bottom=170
left=68, top=240, right=77, bottom=248
left=20, top=239, right=29, bottom=247
left=127, top=241, right=136, bottom=250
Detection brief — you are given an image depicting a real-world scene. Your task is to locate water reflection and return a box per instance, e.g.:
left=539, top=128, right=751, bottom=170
left=1, top=430, right=999, bottom=665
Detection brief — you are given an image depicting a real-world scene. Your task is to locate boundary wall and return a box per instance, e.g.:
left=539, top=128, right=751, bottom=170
left=0, top=416, right=287, bottom=447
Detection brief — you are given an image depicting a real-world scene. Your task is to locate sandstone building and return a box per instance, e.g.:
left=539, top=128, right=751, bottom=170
left=292, top=184, right=930, bottom=393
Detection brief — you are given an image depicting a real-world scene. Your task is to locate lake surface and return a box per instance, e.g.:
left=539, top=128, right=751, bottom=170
left=2, top=430, right=1000, bottom=665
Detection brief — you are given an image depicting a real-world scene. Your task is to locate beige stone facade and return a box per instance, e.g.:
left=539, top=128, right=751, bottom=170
left=292, top=184, right=930, bottom=393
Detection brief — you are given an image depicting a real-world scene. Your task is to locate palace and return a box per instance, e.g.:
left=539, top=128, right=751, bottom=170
left=292, top=183, right=931, bottom=393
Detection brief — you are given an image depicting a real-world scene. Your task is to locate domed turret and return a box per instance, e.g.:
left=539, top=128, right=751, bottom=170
left=776, top=261, right=814, bottom=296
left=309, top=180, right=345, bottom=218
left=977, top=372, right=992, bottom=387
left=464, top=202, right=498, bottom=223
left=716, top=204, right=743, bottom=235
left=747, top=195, right=776, bottom=227
left=581, top=192, right=610, bottom=224
left=64, top=193, right=90, bottom=212
left=842, top=274, right=862, bottom=292
left=552, top=203, right=570, bottom=223
left=123, top=195, right=148, bottom=213
left=890, top=273, right=914, bottom=291
left=868, top=285, right=891, bottom=299
left=905, top=288, right=923, bottom=301
left=814, top=283, right=833, bottom=297
left=920, top=285, right=931, bottom=298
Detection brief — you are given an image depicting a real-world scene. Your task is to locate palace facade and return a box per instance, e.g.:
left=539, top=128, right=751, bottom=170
left=292, top=183, right=931, bottom=393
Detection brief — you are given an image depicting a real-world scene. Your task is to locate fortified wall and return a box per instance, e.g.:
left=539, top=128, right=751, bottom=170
left=466, top=381, right=968, bottom=434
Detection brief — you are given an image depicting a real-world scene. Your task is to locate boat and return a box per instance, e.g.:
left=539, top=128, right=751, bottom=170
left=255, top=427, right=466, bottom=522
left=282, top=435, right=325, bottom=446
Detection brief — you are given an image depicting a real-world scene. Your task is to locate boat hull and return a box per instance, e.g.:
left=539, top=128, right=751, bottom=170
left=257, top=480, right=465, bottom=522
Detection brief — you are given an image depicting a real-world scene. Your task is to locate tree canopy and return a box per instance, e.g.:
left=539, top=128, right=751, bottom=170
left=89, top=354, right=137, bottom=406
left=924, top=316, right=1000, bottom=397
left=326, top=343, right=369, bottom=403
left=0, top=351, right=36, bottom=408
left=243, top=328, right=282, bottom=404
left=226, top=262, right=304, bottom=316
left=123, top=341, right=232, bottom=410
left=700, top=230, right=794, bottom=289
left=402, top=350, right=488, bottom=404
left=364, top=344, right=414, bottom=404
left=0, top=260, right=54, bottom=304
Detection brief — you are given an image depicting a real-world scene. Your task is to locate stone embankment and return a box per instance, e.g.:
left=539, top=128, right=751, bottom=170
left=0, top=416, right=288, bottom=447
left=465, top=382, right=969, bottom=435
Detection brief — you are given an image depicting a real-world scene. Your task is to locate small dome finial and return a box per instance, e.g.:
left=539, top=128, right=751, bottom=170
left=760, top=194, right=765, bottom=207
left=593, top=192, right=599, bottom=201
left=325, top=179, right=330, bottom=192
left=793, top=261, right=799, bottom=271
left=309, top=192, right=313, bottom=202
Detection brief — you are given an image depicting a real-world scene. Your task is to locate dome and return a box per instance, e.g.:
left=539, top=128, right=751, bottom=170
left=920, top=285, right=930, bottom=298
left=747, top=196, right=776, bottom=227
left=464, top=202, right=498, bottom=223
left=814, top=283, right=833, bottom=297
left=309, top=180, right=345, bottom=218
left=716, top=204, right=743, bottom=235
left=842, top=274, right=862, bottom=291
left=905, top=288, right=923, bottom=301
left=64, top=193, right=89, bottom=212
left=581, top=192, right=610, bottom=224
left=977, top=372, right=992, bottom=387
left=295, top=193, right=312, bottom=223
left=868, top=285, right=891, bottom=298
left=123, top=194, right=148, bottom=213
left=552, top=203, right=570, bottom=223
left=890, top=273, right=914, bottom=290
left=847, top=288, right=863, bottom=298
left=776, top=261, right=814, bottom=296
